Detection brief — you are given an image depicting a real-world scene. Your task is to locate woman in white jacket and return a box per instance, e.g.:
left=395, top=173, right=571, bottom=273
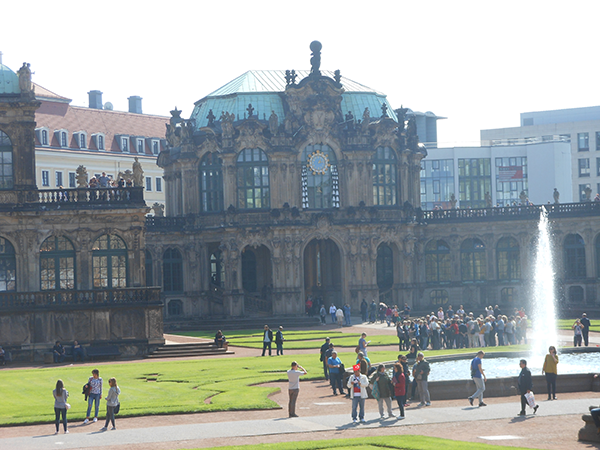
left=100, top=377, right=120, bottom=431
left=347, top=364, right=368, bottom=423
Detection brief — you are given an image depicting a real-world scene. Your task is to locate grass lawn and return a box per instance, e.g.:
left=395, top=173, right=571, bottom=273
left=187, top=435, right=530, bottom=450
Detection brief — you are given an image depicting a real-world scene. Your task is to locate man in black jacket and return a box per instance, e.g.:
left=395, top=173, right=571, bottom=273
left=518, top=359, right=538, bottom=416
left=581, top=313, right=591, bottom=347
left=261, top=325, right=273, bottom=356
left=275, top=326, right=285, bottom=356
left=320, top=337, right=331, bottom=380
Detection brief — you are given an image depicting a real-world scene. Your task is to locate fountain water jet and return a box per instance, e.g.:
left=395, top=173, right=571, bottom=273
left=530, top=210, right=558, bottom=359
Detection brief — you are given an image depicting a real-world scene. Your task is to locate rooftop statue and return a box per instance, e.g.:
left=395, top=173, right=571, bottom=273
left=17, top=62, right=32, bottom=93
left=75, top=165, right=88, bottom=188
left=133, top=157, right=144, bottom=187
left=485, top=192, right=492, bottom=207
left=553, top=187, right=560, bottom=204
left=309, top=41, right=322, bottom=75
left=334, top=69, right=342, bottom=84
left=152, top=202, right=165, bottom=217
left=381, top=103, right=388, bottom=118
left=269, top=111, right=278, bottom=136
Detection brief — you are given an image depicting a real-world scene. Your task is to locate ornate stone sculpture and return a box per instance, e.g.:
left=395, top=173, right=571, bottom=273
left=519, top=190, right=528, bottom=205
left=17, top=62, right=32, bottom=93
left=207, top=109, right=216, bottom=126
left=220, top=111, right=234, bottom=139
left=166, top=107, right=183, bottom=148
left=246, top=103, right=254, bottom=119
left=361, top=107, right=370, bottom=133
left=75, top=165, right=88, bottom=188
left=585, top=185, right=593, bottom=202
left=269, top=110, right=278, bottom=136
left=450, top=193, right=457, bottom=209
left=133, top=157, right=144, bottom=187
left=485, top=192, right=492, bottom=207
left=381, top=103, right=388, bottom=118
left=334, top=69, right=342, bottom=84
left=553, top=187, right=560, bottom=204
left=309, top=41, right=322, bottom=75
left=152, top=202, right=165, bottom=217
left=406, top=117, right=418, bottom=152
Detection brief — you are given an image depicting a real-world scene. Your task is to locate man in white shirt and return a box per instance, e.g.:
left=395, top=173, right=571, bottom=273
left=347, top=364, right=368, bottom=423
left=287, top=361, right=307, bottom=418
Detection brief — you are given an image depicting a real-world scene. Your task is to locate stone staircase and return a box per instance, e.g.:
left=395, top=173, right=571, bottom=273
left=145, top=342, right=234, bottom=359
left=164, top=315, right=322, bottom=332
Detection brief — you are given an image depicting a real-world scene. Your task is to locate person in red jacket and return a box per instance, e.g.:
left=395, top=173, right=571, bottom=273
left=392, top=363, right=406, bottom=419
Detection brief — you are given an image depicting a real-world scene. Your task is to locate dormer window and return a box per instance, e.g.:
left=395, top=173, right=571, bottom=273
left=74, top=131, right=88, bottom=149
left=91, top=133, right=105, bottom=151
left=61, top=132, right=68, bottom=147
left=35, top=127, right=50, bottom=147
left=152, top=140, right=159, bottom=155
left=98, top=135, right=104, bottom=150
left=80, top=134, right=86, bottom=149
left=54, top=129, right=69, bottom=148
left=137, top=138, right=144, bottom=153
left=116, top=135, right=130, bottom=153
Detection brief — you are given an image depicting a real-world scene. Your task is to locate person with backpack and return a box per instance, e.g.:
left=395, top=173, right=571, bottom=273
left=84, top=369, right=102, bottom=424
left=99, top=377, right=120, bottom=431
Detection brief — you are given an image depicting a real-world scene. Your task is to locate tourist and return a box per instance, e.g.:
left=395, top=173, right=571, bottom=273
left=457, top=304, right=465, bottom=318
left=347, top=364, right=368, bottom=423
left=396, top=321, right=404, bottom=351
left=287, top=361, right=307, bottom=418
left=385, top=306, right=393, bottom=326
left=275, top=326, right=285, bottom=356
left=458, top=319, right=468, bottom=348
left=495, top=316, right=505, bottom=346
left=100, top=377, right=120, bottom=431
left=517, top=359, right=538, bottom=416
left=336, top=306, right=344, bottom=327
left=437, top=307, right=444, bottom=320
left=413, top=352, right=431, bottom=406
left=356, top=351, right=370, bottom=375
left=484, top=318, right=492, bottom=347
left=518, top=315, right=528, bottom=344
left=71, top=340, right=85, bottom=362
left=468, top=350, right=487, bottom=407
left=84, top=369, right=103, bottom=424
left=320, top=338, right=331, bottom=380
left=368, top=300, right=377, bottom=323
left=261, top=325, right=273, bottom=356
left=344, top=303, right=352, bottom=326
left=214, top=330, right=226, bottom=348
left=430, top=319, right=440, bottom=350
left=581, top=313, right=591, bottom=347
left=360, top=299, right=368, bottom=322
left=392, top=363, right=406, bottom=419
left=327, top=350, right=345, bottom=395
left=406, top=338, right=419, bottom=361
left=573, top=319, right=583, bottom=347
left=478, top=318, right=486, bottom=347
left=505, top=316, right=515, bottom=345
left=370, top=364, right=395, bottom=419
left=403, top=303, right=411, bottom=319
left=98, top=172, right=109, bottom=187
left=590, top=406, right=600, bottom=435
left=446, top=304, right=454, bottom=320
left=319, top=304, right=326, bottom=324
left=53, top=379, right=69, bottom=434
left=53, top=340, right=65, bottom=363
left=542, top=345, right=559, bottom=400
left=329, top=304, right=337, bottom=324
left=358, top=333, right=369, bottom=357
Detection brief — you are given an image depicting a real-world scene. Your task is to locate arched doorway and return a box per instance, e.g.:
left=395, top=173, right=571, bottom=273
left=304, top=239, right=342, bottom=307
left=241, top=245, right=272, bottom=313
left=376, top=243, right=394, bottom=305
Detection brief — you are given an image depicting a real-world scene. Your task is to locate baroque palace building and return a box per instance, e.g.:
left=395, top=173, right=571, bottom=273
left=145, top=42, right=600, bottom=320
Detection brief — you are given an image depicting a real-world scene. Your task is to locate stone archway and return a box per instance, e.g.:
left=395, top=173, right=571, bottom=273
left=241, top=245, right=272, bottom=314
left=303, top=238, right=342, bottom=307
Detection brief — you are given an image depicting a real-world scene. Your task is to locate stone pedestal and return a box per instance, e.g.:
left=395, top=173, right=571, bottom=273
left=579, top=413, right=600, bottom=443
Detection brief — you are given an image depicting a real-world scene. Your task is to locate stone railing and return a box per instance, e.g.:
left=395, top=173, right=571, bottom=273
left=0, top=287, right=162, bottom=311
left=38, top=187, right=145, bottom=208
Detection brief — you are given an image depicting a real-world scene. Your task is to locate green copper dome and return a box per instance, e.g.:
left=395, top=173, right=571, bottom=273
left=0, top=64, right=20, bottom=95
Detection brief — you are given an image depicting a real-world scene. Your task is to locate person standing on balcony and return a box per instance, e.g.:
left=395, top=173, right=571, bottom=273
left=98, top=172, right=109, bottom=188
left=261, top=325, right=273, bottom=356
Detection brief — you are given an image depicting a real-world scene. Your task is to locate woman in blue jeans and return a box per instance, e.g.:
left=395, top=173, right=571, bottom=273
left=84, top=369, right=103, bottom=424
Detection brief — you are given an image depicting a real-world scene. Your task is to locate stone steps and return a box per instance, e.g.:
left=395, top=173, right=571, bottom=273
left=164, top=316, right=322, bottom=332
left=145, top=342, right=234, bottom=359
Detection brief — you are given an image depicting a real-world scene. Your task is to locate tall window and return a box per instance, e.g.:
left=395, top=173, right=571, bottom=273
left=210, top=251, right=225, bottom=287
left=495, top=157, right=528, bottom=206
left=579, top=158, right=590, bottom=177
left=0, top=237, right=16, bottom=291
left=79, top=134, right=86, bottom=149
left=168, top=299, right=183, bottom=316
left=578, top=132, right=589, bottom=151
left=98, top=135, right=104, bottom=150
left=458, top=158, right=491, bottom=208
left=145, top=177, right=152, bottom=191
left=301, top=144, right=339, bottom=209
left=420, top=159, right=454, bottom=209
left=579, top=183, right=591, bottom=202
left=163, top=248, right=183, bottom=293
left=376, top=244, right=394, bottom=290
left=497, top=237, right=520, bottom=281
left=60, top=132, right=67, bottom=147
left=55, top=172, right=63, bottom=188
left=92, top=234, right=127, bottom=289
left=200, top=152, right=224, bottom=212
left=41, top=170, right=50, bottom=187
left=0, top=130, right=13, bottom=190
left=42, top=129, right=48, bottom=145
left=461, top=238, right=486, bottom=282
left=425, top=240, right=451, bottom=283
left=40, top=236, right=75, bottom=290
left=596, top=132, right=600, bottom=151
left=237, top=148, right=269, bottom=209
left=564, top=234, right=586, bottom=279
left=152, top=141, right=159, bottom=155
left=137, top=139, right=144, bottom=153
left=372, top=147, right=397, bottom=206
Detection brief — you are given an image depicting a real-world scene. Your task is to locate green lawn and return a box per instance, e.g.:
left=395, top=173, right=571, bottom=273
left=557, top=318, right=600, bottom=332
left=187, top=435, right=530, bottom=450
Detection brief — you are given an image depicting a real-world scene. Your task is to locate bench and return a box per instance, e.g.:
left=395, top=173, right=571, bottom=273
left=85, top=345, right=121, bottom=360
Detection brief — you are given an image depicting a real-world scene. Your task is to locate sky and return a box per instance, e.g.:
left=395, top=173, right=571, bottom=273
left=1, top=0, right=599, bottom=147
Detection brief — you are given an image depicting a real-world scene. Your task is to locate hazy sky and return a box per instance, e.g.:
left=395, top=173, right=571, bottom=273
left=2, top=1, right=599, bottom=146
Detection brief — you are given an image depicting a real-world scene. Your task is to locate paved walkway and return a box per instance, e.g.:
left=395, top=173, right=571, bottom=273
left=1, top=396, right=596, bottom=450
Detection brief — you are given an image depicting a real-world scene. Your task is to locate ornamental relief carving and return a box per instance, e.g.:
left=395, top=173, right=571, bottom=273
left=372, top=119, right=399, bottom=148
left=235, top=121, right=268, bottom=152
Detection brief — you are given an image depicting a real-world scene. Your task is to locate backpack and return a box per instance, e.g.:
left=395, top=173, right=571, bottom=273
left=82, top=383, right=91, bottom=401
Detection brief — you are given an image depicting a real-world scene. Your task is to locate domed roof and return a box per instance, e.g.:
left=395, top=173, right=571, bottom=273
left=0, top=64, right=20, bottom=95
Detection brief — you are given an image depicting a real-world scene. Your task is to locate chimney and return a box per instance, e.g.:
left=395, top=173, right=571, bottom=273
left=88, top=90, right=103, bottom=109
left=128, top=96, right=143, bottom=114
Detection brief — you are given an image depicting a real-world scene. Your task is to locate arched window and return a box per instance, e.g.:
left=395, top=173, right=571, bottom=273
left=163, top=248, right=183, bottom=293
left=167, top=299, right=183, bottom=316
left=210, top=251, right=225, bottom=287
left=376, top=244, right=394, bottom=290
left=242, top=248, right=257, bottom=292
left=373, top=146, right=398, bottom=206
left=145, top=250, right=153, bottom=287
left=461, top=238, right=486, bottom=281
left=568, top=285, right=584, bottom=303
left=41, top=129, right=48, bottom=146
left=564, top=234, right=586, bottom=279
left=301, top=144, right=339, bottom=209
left=425, top=240, right=451, bottom=283
left=0, top=130, right=14, bottom=190
left=200, top=152, right=223, bottom=212
left=40, top=236, right=75, bottom=290
left=237, top=148, right=269, bottom=209
left=92, top=234, right=127, bottom=289
left=0, top=237, right=16, bottom=291
left=497, top=237, right=521, bottom=281
left=430, top=289, right=449, bottom=306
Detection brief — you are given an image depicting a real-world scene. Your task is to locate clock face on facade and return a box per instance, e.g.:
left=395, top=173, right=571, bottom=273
left=307, top=150, right=330, bottom=175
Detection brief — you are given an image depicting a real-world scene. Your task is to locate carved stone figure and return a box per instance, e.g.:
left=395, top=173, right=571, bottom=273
left=207, top=109, right=216, bottom=126
left=269, top=111, right=278, bottom=136
left=133, top=157, right=144, bottom=187
left=450, top=193, right=457, bottom=209
left=246, top=103, right=254, bottom=119
left=151, top=202, right=165, bottom=217
left=309, top=40, right=322, bottom=75
left=585, top=185, right=593, bottom=202
left=553, top=187, right=560, bottom=204
left=221, top=111, right=234, bottom=139
left=485, top=192, right=492, bottom=207
left=17, top=62, right=32, bottom=93
left=75, top=165, right=88, bottom=188
left=381, top=103, right=388, bottom=118
left=334, top=69, right=342, bottom=84
left=519, top=190, right=528, bottom=205
left=361, top=107, right=370, bottom=133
